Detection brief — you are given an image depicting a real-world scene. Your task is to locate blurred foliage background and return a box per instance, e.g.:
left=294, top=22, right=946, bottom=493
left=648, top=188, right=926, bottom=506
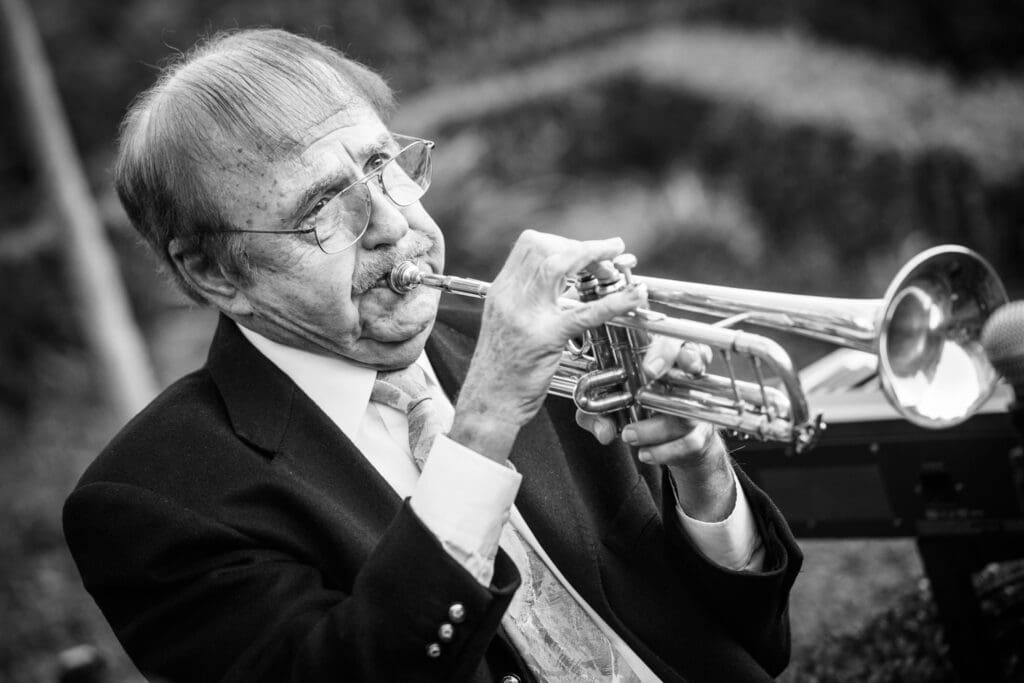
left=2, top=0, right=1023, bottom=681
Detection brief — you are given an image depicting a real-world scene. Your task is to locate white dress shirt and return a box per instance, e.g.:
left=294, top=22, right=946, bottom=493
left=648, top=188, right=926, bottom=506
left=238, top=324, right=764, bottom=680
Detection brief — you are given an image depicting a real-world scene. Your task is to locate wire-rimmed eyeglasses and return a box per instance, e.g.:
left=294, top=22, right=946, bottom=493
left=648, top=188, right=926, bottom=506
left=217, top=133, right=434, bottom=254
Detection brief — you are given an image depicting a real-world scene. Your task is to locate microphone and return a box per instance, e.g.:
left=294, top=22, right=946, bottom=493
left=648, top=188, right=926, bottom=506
left=982, top=301, right=1024, bottom=420
left=982, top=302, right=1024, bottom=508
left=979, top=301, right=1024, bottom=679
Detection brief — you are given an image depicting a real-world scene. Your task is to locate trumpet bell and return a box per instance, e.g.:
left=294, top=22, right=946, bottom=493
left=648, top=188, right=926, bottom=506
left=878, top=245, right=1007, bottom=428
left=638, top=244, right=1008, bottom=432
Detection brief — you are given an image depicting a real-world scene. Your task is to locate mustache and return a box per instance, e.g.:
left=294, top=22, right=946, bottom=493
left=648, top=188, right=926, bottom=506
left=351, top=231, right=436, bottom=294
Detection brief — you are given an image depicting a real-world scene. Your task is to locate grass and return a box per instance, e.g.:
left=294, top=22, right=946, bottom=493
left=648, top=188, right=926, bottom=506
left=0, top=361, right=142, bottom=683
left=783, top=578, right=955, bottom=683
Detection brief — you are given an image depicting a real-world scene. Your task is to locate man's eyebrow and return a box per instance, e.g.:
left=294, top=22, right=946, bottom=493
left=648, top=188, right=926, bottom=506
left=280, top=132, right=395, bottom=229
left=359, top=131, right=396, bottom=157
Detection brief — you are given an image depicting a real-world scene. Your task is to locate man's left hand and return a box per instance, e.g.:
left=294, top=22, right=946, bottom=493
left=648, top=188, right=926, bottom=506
left=576, top=336, right=737, bottom=523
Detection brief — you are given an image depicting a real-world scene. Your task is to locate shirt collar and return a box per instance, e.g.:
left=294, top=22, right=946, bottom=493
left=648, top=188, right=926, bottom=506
left=237, top=323, right=442, bottom=438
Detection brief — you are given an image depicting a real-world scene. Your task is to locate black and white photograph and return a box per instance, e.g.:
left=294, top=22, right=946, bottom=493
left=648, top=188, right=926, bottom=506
left=2, top=1, right=1023, bottom=681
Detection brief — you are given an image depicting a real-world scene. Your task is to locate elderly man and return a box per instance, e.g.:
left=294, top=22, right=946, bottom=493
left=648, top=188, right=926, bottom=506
left=64, top=29, right=801, bottom=683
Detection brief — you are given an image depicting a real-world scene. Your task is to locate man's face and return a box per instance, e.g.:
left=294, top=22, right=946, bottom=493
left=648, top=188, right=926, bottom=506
left=212, top=105, right=445, bottom=370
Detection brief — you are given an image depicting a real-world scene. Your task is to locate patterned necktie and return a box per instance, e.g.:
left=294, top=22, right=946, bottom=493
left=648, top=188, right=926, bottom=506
left=370, top=367, right=641, bottom=682
left=371, top=366, right=444, bottom=470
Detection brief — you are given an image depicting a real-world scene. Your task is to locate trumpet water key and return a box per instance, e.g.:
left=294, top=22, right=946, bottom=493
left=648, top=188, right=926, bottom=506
left=388, top=245, right=1007, bottom=454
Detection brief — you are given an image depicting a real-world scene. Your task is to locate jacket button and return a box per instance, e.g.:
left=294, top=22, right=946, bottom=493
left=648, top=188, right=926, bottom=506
left=426, top=643, right=442, bottom=658
left=500, top=675, right=521, bottom=683
left=438, top=623, right=455, bottom=642
left=448, top=603, right=466, bottom=623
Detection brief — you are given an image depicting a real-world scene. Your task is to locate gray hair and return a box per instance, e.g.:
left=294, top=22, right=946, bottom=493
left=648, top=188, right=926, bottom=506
left=114, top=29, right=396, bottom=303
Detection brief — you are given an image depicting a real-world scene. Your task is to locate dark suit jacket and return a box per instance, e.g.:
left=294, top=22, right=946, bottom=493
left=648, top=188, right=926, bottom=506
left=64, top=298, right=802, bottom=682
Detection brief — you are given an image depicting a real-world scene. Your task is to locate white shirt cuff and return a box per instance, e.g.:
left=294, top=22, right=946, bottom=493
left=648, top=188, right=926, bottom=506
left=675, top=466, right=765, bottom=571
left=410, top=434, right=522, bottom=586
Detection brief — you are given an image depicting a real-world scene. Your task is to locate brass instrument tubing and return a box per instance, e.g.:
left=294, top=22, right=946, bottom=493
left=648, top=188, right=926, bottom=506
left=609, top=312, right=812, bottom=428
left=722, top=349, right=741, bottom=408
left=389, top=261, right=818, bottom=447
left=577, top=273, right=633, bottom=428
left=635, top=275, right=879, bottom=351
left=752, top=356, right=772, bottom=420
left=660, top=369, right=792, bottom=419
left=604, top=323, right=646, bottom=424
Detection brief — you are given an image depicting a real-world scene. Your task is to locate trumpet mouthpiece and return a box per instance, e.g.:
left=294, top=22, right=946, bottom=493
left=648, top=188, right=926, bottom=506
left=388, top=261, right=423, bottom=294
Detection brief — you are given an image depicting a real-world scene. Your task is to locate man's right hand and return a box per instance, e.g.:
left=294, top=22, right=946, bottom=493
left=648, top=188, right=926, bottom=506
left=448, top=230, right=646, bottom=463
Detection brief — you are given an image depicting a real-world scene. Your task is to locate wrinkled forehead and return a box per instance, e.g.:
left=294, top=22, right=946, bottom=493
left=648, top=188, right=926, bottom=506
left=295, top=107, right=388, bottom=162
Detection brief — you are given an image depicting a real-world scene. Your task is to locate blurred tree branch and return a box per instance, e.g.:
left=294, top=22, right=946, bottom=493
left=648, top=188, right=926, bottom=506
left=1, top=0, right=158, bottom=421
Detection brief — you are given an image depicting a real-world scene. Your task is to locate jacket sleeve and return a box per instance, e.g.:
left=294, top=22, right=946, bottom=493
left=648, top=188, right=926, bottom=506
left=64, top=482, right=520, bottom=683
left=661, top=464, right=803, bottom=676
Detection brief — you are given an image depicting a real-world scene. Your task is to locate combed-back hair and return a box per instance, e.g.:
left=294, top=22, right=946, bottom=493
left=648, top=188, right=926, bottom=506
left=114, top=29, right=396, bottom=302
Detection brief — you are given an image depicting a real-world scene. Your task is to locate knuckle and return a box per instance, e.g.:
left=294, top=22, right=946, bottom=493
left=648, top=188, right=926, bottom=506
left=512, top=229, right=540, bottom=254
left=520, top=228, right=555, bottom=250
left=655, top=335, right=682, bottom=356
left=700, top=344, right=714, bottom=364
left=542, top=252, right=567, bottom=278
left=678, top=343, right=707, bottom=374
left=562, top=307, right=591, bottom=334
left=508, top=310, right=532, bottom=333
left=684, top=422, right=714, bottom=450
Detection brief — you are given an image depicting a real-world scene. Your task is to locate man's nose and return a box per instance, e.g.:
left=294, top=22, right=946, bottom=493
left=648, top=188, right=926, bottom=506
left=360, top=182, right=409, bottom=249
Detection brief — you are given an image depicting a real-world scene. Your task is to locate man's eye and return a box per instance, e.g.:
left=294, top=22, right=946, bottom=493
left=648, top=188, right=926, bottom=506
left=303, top=196, right=332, bottom=226
left=365, top=153, right=391, bottom=172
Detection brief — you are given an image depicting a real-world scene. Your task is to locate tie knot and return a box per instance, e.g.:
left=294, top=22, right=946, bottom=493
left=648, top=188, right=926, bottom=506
left=371, top=364, right=442, bottom=471
left=371, top=365, right=431, bottom=415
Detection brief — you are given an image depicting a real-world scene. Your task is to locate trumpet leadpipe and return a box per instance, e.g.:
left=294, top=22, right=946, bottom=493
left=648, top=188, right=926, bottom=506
left=388, top=262, right=490, bottom=298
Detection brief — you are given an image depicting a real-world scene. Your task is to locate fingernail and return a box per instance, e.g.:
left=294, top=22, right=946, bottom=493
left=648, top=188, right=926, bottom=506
left=627, top=283, right=648, bottom=306
left=644, top=357, right=666, bottom=377
left=596, top=423, right=613, bottom=444
left=638, top=449, right=652, bottom=463
left=621, top=428, right=637, bottom=445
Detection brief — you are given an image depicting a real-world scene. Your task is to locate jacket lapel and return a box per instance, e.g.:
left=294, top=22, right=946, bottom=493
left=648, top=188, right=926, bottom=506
left=205, top=315, right=402, bottom=538
left=205, top=314, right=296, bottom=455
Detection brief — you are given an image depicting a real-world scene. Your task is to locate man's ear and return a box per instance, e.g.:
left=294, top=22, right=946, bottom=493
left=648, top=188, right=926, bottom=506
left=167, top=238, right=252, bottom=316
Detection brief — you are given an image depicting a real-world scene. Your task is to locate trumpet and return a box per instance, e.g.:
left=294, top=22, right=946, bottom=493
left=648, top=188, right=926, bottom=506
left=388, top=245, right=1007, bottom=453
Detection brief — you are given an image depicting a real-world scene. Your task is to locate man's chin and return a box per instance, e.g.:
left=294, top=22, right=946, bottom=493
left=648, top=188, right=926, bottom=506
left=366, top=318, right=433, bottom=345
left=364, top=305, right=437, bottom=345
left=348, top=282, right=439, bottom=364
left=354, top=327, right=434, bottom=370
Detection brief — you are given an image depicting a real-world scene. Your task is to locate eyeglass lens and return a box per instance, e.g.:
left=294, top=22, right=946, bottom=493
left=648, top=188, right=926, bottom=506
left=314, top=141, right=432, bottom=253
